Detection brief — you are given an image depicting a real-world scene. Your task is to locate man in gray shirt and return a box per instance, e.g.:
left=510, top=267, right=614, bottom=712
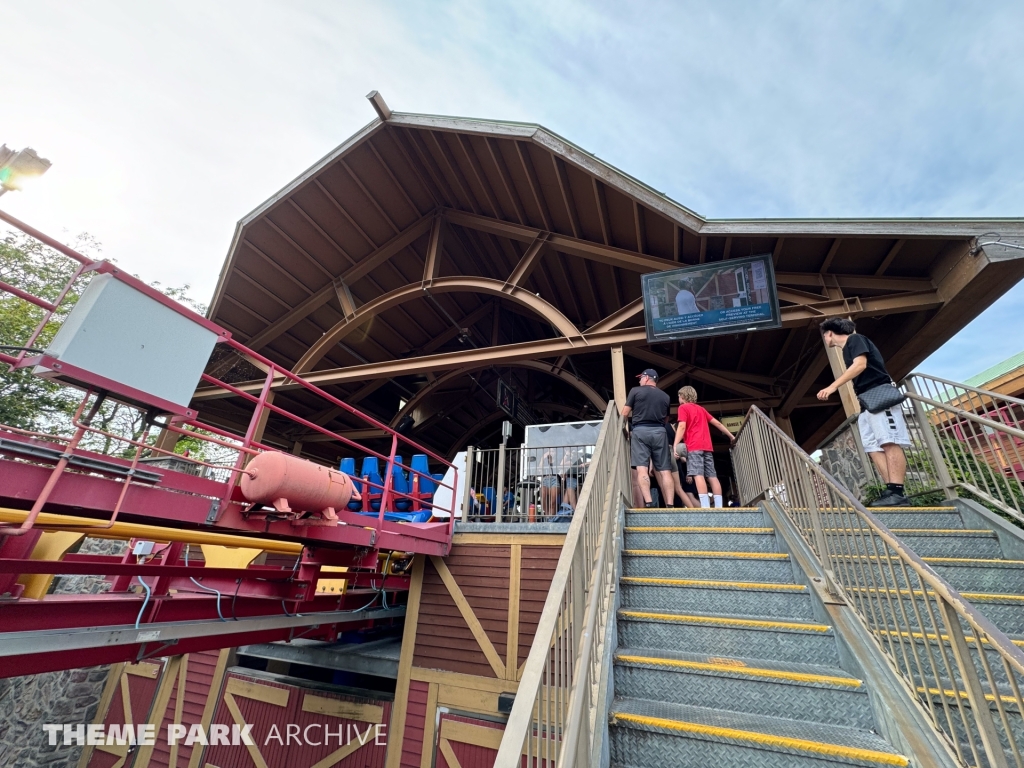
left=621, top=369, right=675, bottom=508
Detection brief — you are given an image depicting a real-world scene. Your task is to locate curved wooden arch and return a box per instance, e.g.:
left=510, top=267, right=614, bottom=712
left=390, top=360, right=607, bottom=428
left=292, top=277, right=583, bottom=374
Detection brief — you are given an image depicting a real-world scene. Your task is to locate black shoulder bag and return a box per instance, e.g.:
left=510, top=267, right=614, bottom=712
left=857, top=382, right=906, bottom=414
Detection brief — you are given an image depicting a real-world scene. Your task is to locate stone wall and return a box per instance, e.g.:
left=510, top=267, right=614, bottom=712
left=0, top=537, right=127, bottom=768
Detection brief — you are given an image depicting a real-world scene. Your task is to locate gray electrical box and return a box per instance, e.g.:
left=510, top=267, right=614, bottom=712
left=39, top=273, right=218, bottom=411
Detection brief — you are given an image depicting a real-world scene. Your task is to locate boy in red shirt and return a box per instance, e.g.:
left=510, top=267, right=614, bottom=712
left=673, top=386, right=736, bottom=508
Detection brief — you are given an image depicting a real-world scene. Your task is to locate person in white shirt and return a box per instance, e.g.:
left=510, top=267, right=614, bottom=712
left=675, top=283, right=698, bottom=315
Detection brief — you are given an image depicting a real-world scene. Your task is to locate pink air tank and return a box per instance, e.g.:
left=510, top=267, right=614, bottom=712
left=240, top=451, right=354, bottom=514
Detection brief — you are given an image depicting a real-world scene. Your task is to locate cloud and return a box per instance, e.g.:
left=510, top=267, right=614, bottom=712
left=2, top=0, right=1022, bottom=381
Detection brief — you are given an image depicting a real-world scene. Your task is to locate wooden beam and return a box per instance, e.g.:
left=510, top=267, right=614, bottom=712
left=245, top=214, right=434, bottom=351
left=824, top=342, right=861, bottom=418
left=586, top=297, right=643, bottom=334
left=820, top=238, right=843, bottom=273
left=772, top=237, right=786, bottom=266
left=875, top=239, right=906, bottom=276
left=506, top=544, right=521, bottom=681
left=593, top=178, right=611, bottom=246
left=515, top=141, right=552, bottom=230
left=421, top=215, right=445, bottom=289
left=385, top=555, right=425, bottom=768
left=430, top=556, right=505, bottom=678
left=888, top=243, right=1024, bottom=377
left=552, top=156, right=581, bottom=239
left=778, top=347, right=830, bottom=418
left=627, top=347, right=772, bottom=400
left=334, top=279, right=357, bottom=321
left=633, top=200, right=646, bottom=254
left=196, top=282, right=942, bottom=400
left=445, top=208, right=672, bottom=273
left=503, top=233, right=548, bottom=290
left=611, top=347, right=627, bottom=412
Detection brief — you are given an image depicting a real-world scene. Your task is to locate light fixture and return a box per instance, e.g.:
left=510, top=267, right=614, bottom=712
left=0, top=145, right=52, bottom=196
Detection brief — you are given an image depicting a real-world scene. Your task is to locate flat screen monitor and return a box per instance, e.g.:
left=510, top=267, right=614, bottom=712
left=641, top=253, right=781, bottom=343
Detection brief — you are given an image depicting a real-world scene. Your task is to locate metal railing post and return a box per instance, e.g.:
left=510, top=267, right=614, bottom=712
left=749, top=419, right=770, bottom=503
left=495, top=441, right=507, bottom=523
left=904, top=377, right=958, bottom=501
left=462, top=446, right=475, bottom=519
left=938, top=599, right=1011, bottom=768
left=802, top=464, right=840, bottom=597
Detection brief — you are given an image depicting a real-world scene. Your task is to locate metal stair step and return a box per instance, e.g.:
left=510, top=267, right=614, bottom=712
left=614, top=648, right=873, bottom=729
left=619, top=576, right=814, bottom=619
left=625, top=510, right=766, bottom=527
left=924, top=556, right=1024, bottom=593
left=845, top=585, right=1024, bottom=634
left=890, top=529, right=1002, bottom=559
left=624, top=527, right=779, bottom=552
left=881, top=626, right=1024, bottom=688
left=827, top=529, right=1002, bottom=558
left=617, top=609, right=839, bottom=666
left=610, top=698, right=908, bottom=768
left=623, top=550, right=795, bottom=583
left=868, top=508, right=964, bottom=530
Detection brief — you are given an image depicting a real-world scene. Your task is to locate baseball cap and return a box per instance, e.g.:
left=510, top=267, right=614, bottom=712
left=637, top=368, right=658, bottom=382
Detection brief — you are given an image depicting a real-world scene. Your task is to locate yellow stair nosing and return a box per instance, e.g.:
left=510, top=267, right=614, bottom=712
left=922, top=556, right=1024, bottom=565
left=628, top=507, right=761, bottom=511
left=624, top=549, right=789, bottom=560
left=620, top=576, right=805, bottom=592
left=847, top=586, right=1024, bottom=604
left=882, top=628, right=1024, bottom=649
left=830, top=528, right=992, bottom=535
left=625, top=526, right=775, bottom=533
left=615, top=654, right=862, bottom=688
left=869, top=506, right=956, bottom=511
left=618, top=609, right=832, bottom=633
left=611, top=713, right=908, bottom=766
left=890, top=528, right=992, bottom=534
left=916, top=685, right=1019, bottom=706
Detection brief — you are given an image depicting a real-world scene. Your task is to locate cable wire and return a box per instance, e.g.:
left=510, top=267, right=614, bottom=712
left=134, top=575, right=152, bottom=630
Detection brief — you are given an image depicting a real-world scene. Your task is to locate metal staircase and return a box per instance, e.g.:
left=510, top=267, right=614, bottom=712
left=867, top=503, right=1024, bottom=639
left=496, top=381, right=1024, bottom=768
left=609, top=506, right=909, bottom=767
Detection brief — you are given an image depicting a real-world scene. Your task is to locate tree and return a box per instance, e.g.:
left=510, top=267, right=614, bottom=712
left=0, top=232, right=86, bottom=429
left=0, top=232, right=206, bottom=447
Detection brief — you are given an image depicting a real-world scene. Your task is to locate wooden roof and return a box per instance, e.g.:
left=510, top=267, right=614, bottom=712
left=196, top=94, right=1024, bottom=459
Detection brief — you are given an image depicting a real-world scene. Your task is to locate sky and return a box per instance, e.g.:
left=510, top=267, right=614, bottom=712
left=2, top=0, right=1023, bottom=382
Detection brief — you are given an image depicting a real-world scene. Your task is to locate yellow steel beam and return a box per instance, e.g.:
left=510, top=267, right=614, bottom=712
left=0, top=507, right=303, bottom=555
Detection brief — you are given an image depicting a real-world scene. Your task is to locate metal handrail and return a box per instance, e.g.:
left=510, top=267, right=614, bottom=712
left=902, top=373, right=1024, bottom=525
left=735, top=406, right=1024, bottom=768
left=494, top=403, right=629, bottom=767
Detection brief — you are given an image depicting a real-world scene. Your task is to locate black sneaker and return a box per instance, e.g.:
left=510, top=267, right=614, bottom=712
left=644, top=501, right=657, bottom=508
left=869, top=492, right=912, bottom=508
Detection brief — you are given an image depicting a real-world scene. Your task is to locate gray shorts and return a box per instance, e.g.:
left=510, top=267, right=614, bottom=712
left=686, top=450, right=718, bottom=479
left=564, top=477, right=579, bottom=489
left=631, top=426, right=673, bottom=472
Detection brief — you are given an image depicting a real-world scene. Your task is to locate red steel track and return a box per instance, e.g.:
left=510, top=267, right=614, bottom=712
left=0, top=208, right=457, bottom=678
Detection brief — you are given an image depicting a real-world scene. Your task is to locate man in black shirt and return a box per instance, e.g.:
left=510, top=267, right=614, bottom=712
left=621, top=368, right=675, bottom=508
left=817, top=318, right=911, bottom=506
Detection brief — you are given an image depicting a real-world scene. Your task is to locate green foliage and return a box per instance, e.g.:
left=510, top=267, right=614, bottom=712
left=0, top=232, right=88, bottom=429
left=938, top=436, right=1024, bottom=527
left=0, top=233, right=207, bottom=451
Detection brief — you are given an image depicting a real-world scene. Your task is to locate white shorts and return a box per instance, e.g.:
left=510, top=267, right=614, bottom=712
left=858, top=406, right=911, bottom=453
